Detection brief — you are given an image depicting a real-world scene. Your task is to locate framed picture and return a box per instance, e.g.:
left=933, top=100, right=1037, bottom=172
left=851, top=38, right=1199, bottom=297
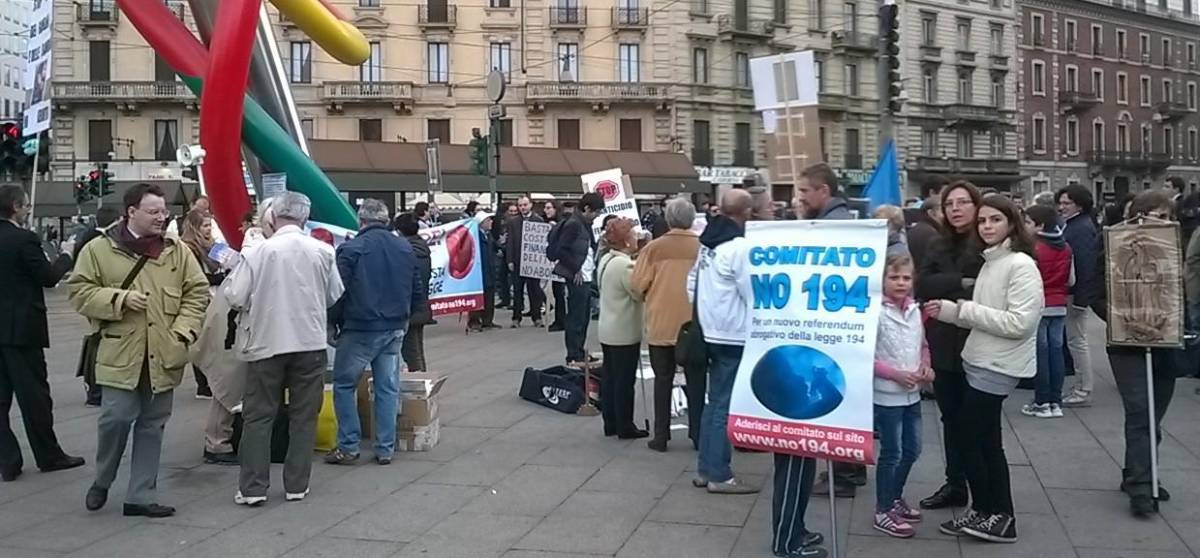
left=1104, top=221, right=1184, bottom=349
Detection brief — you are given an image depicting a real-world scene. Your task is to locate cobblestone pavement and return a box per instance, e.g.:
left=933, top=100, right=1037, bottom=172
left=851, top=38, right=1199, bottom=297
left=1, top=290, right=1198, bottom=558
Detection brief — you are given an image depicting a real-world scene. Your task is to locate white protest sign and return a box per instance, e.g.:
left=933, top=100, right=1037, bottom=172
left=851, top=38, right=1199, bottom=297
left=727, top=219, right=888, bottom=465
left=581, top=168, right=641, bottom=239
left=261, top=173, right=287, bottom=200
left=519, top=220, right=564, bottom=282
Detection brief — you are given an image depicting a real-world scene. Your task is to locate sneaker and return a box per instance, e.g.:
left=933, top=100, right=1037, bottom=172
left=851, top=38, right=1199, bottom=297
left=691, top=476, right=709, bottom=488
left=234, top=491, right=267, bottom=506
left=1062, top=390, right=1091, bottom=407
left=1131, top=494, right=1158, bottom=517
left=893, top=499, right=922, bottom=523
left=324, top=448, right=359, bottom=465
left=961, top=512, right=1017, bottom=543
left=510, top=319, right=522, bottom=328
left=375, top=455, right=392, bottom=466
left=874, top=510, right=916, bottom=538
left=285, top=489, right=310, bottom=502
left=939, top=510, right=981, bottom=536
left=707, top=478, right=761, bottom=494
left=1020, top=402, right=1049, bottom=417
left=774, top=546, right=828, bottom=558
left=203, top=450, right=238, bottom=466
left=1050, top=403, right=1064, bottom=418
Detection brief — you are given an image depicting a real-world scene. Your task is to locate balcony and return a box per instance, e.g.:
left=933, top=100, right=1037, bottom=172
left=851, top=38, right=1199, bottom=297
left=549, top=7, right=587, bottom=28
left=919, top=45, right=943, bottom=61
left=320, top=81, right=414, bottom=113
left=990, top=55, right=1010, bottom=68
left=52, top=81, right=194, bottom=106
left=843, top=153, right=864, bottom=170
left=1156, top=100, right=1190, bottom=121
left=733, top=149, right=755, bottom=167
left=1058, top=89, right=1101, bottom=113
left=611, top=7, right=649, bottom=29
left=1087, top=150, right=1173, bottom=170
left=831, top=31, right=878, bottom=52
left=76, top=4, right=118, bottom=27
left=418, top=5, right=457, bottom=30
left=914, top=156, right=1020, bottom=174
left=692, top=148, right=714, bottom=166
left=716, top=14, right=774, bottom=40
left=942, top=103, right=1013, bottom=127
left=956, top=51, right=977, bottom=65
left=525, top=81, right=672, bottom=112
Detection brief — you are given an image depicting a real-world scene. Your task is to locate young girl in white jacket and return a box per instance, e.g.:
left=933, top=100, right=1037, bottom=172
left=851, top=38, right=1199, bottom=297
left=925, top=195, right=1044, bottom=544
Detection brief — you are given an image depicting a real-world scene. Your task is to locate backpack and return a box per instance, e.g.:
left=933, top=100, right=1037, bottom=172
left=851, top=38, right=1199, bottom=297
left=545, top=220, right=565, bottom=261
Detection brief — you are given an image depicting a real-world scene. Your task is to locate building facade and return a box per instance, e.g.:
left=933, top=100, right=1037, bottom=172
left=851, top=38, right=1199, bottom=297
left=1018, top=0, right=1200, bottom=202
left=0, top=0, right=30, bottom=123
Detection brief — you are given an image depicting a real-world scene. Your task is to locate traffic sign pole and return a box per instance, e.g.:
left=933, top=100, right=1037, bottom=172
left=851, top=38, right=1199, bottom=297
left=485, top=70, right=506, bottom=213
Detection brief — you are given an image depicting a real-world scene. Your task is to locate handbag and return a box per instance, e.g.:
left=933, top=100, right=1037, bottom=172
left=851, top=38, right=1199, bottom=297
left=78, top=254, right=151, bottom=382
left=675, top=267, right=707, bottom=369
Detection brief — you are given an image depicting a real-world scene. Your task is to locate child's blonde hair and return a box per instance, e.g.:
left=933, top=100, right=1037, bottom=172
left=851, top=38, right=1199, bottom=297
left=883, top=251, right=913, bottom=278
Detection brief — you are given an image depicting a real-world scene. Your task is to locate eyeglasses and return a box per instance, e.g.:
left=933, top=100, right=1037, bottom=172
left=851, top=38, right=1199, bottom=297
left=945, top=199, right=975, bottom=209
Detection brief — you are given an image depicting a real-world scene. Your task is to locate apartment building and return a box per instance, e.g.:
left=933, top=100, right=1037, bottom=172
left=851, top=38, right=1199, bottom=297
left=1018, top=0, right=1200, bottom=201
left=0, top=1, right=30, bottom=122
left=897, top=0, right=1021, bottom=196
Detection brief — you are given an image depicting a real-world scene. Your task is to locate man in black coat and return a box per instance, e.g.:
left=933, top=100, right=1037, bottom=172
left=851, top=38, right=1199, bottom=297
left=0, top=185, right=86, bottom=482
left=505, top=196, right=545, bottom=327
left=551, top=193, right=604, bottom=364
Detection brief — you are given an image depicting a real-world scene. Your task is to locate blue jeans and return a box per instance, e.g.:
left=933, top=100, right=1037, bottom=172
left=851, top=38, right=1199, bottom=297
left=697, top=343, right=742, bottom=483
left=333, top=329, right=404, bottom=458
left=1036, top=315, right=1067, bottom=405
left=874, top=402, right=922, bottom=512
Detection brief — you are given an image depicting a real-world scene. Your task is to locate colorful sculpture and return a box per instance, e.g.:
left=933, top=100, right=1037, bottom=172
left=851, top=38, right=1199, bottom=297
left=116, top=0, right=366, bottom=247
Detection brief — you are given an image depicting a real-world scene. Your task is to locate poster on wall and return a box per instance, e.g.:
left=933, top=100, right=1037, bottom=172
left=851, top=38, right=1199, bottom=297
left=22, top=0, right=53, bottom=135
left=1104, top=222, right=1184, bottom=349
left=419, top=217, right=485, bottom=315
left=727, top=220, right=888, bottom=465
left=581, top=168, right=641, bottom=239
left=519, top=221, right=564, bottom=282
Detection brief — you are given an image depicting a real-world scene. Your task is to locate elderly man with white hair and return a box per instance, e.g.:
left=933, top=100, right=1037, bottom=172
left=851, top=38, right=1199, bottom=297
left=325, top=199, right=423, bottom=466
left=224, top=192, right=344, bottom=506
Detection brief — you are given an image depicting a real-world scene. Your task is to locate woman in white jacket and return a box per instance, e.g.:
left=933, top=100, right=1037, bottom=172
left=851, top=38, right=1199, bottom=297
left=925, top=195, right=1043, bottom=544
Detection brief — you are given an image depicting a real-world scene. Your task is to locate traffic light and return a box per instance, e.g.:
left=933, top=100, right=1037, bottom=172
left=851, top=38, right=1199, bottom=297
left=100, top=166, right=115, bottom=197
left=469, top=128, right=489, bottom=175
left=74, top=174, right=95, bottom=205
left=879, top=2, right=902, bottom=115
left=0, top=122, right=19, bottom=176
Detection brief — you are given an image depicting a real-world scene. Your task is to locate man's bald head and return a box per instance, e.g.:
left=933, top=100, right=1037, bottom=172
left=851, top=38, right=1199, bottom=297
left=721, top=189, right=754, bottom=225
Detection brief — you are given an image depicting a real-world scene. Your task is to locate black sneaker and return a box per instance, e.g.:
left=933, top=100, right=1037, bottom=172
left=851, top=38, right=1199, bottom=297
left=921, top=483, right=968, bottom=510
left=1131, top=495, right=1158, bottom=518
left=961, top=513, right=1017, bottom=543
left=938, top=510, right=981, bottom=536
left=774, top=545, right=828, bottom=558
left=203, top=450, right=238, bottom=466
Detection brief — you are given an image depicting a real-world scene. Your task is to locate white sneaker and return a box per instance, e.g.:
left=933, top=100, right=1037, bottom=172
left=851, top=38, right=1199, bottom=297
left=1062, top=390, right=1091, bottom=407
left=1020, top=403, right=1048, bottom=417
left=285, top=488, right=310, bottom=502
left=234, top=491, right=267, bottom=506
left=1050, top=404, right=1064, bottom=418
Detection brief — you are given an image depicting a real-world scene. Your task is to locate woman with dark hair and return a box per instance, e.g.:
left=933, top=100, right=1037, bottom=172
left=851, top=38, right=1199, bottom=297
left=927, top=196, right=1043, bottom=543
left=1021, top=205, right=1073, bottom=419
left=543, top=200, right=567, bottom=332
left=914, top=181, right=984, bottom=509
left=394, top=213, right=433, bottom=371
left=179, top=209, right=221, bottom=399
left=1094, top=189, right=1182, bottom=517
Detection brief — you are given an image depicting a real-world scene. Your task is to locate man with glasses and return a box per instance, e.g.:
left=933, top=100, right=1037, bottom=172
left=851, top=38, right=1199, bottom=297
left=69, top=183, right=210, bottom=517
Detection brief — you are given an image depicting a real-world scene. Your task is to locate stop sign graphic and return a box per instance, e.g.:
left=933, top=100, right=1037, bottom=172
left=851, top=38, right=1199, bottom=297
left=594, top=179, right=621, bottom=201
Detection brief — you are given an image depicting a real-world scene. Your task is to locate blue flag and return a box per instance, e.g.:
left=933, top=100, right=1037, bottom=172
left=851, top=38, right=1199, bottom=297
left=863, top=139, right=900, bottom=214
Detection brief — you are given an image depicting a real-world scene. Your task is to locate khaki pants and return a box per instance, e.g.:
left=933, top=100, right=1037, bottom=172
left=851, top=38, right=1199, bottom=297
left=204, top=398, right=236, bottom=454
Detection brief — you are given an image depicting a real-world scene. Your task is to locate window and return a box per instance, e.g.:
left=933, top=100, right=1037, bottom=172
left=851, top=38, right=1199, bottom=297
left=427, top=119, right=451, bottom=143
left=922, top=130, right=938, bottom=156
left=1116, top=122, right=1129, bottom=152
left=990, top=131, right=1006, bottom=157
left=809, top=0, right=825, bottom=30
left=359, top=0, right=379, bottom=6
left=957, top=19, right=971, bottom=51
left=843, top=2, right=857, bottom=34
left=1031, top=14, right=1044, bottom=46
left=1163, top=38, right=1173, bottom=67
left=990, top=25, right=1004, bottom=55
left=359, top=119, right=382, bottom=142
left=153, top=120, right=178, bottom=161
left=490, top=0, right=511, bottom=6
left=923, top=68, right=937, bottom=103
left=1065, top=66, right=1078, bottom=92
left=958, top=70, right=973, bottom=104
left=492, top=119, right=513, bottom=146
left=557, top=119, right=580, bottom=149
left=735, top=52, right=750, bottom=87
left=692, top=47, right=708, bottom=83
left=991, top=76, right=1004, bottom=108
left=1064, top=20, right=1077, bottom=52
left=89, top=41, right=110, bottom=81
left=154, top=54, right=174, bottom=82
left=1141, top=75, right=1152, bottom=105
left=1032, top=61, right=1045, bottom=95
left=87, top=120, right=113, bottom=161
left=845, top=128, right=861, bottom=161
left=1190, top=82, right=1198, bottom=110
left=1032, top=115, right=1046, bottom=152
left=557, top=43, right=579, bottom=81
left=775, top=0, right=788, bottom=24
left=1164, top=126, right=1174, bottom=156
left=1117, top=73, right=1128, bottom=104
left=991, top=0, right=1001, bottom=8
left=489, top=42, right=512, bottom=82
left=921, top=13, right=937, bottom=46
left=301, top=118, right=315, bottom=140
left=1163, top=79, right=1173, bottom=103
left=814, top=59, right=824, bottom=92
left=2, top=100, right=7, bottom=118
left=1093, top=120, right=1105, bottom=151
left=1189, top=128, right=1198, bottom=159
left=845, top=62, right=859, bottom=96
left=289, top=41, right=311, bottom=83
left=1116, top=29, right=1127, bottom=59
left=1188, top=0, right=1195, bottom=15
left=693, top=120, right=711, bottom=164
left=957, top=130, right=974, bottom=157
left=1142, top=125, right=1152, bottom=153
left=1190, top=43, right=1197, bottom=68
left=427, top=42, right=450, bottom=83
left=1091, top=24, right=1103, bottom=55
left=1092, top=69, right=1104, bottom=100
left=619, top=119, right=642, bottom=151
left=619, top=43, right=640, bottom=82
left=1065, top=117, right=1079, bottom=154
left=360, top=41, right=382, bottom=82
left=735, top=123, right=753, bottom=166
left=1140, top=33, right=1151, bottom=62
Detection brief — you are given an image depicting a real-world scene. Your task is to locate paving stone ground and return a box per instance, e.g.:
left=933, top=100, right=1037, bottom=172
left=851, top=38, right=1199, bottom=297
left=1, top=290, right=1198, bottom=557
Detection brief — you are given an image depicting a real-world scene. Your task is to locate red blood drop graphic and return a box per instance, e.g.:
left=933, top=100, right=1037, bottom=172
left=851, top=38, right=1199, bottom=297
left=446, top=225, right=476, bottom=279
left=595, top=180, right=620, bottom=201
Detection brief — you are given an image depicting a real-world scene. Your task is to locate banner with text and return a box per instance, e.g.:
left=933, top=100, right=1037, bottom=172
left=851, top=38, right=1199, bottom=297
left=520, top=221, right=564, bottom=282
left=727, top=220, right=887, bottom=465
left=419, top=217, right=485, bottom=315
left=22, top=0, right=53, bottom=134
left=581, top=168, right=641, bottom=239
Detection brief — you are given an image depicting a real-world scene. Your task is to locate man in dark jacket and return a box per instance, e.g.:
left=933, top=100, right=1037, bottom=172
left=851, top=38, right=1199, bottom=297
left=0, top=185, right=86, bottom=482
left=1056, top=184, right=1100, bottom=407
left=470, top=214, right=500, bottom=331
left=394, top=213, right=433, bottom=371
left=506, top=196, right=545, bottom=327
left=551, top=192, right=604, bottom=364
left=326, top=199, right=425, bottom=466
left=72, top=205, right=121, bottom=407
left=907, top=197, right=942, bottom=269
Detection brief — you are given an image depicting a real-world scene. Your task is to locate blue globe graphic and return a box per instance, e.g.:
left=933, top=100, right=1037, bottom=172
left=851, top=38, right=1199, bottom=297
left=750, top=345, right=846, bottom=420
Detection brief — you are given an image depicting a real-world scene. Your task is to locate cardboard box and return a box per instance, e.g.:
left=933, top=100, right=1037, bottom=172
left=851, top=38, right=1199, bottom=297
left=399, top=372, right=447, bottom=401
left=398, top=398, right=439, bottom=429
left=397, top=418, right=440, bottom=452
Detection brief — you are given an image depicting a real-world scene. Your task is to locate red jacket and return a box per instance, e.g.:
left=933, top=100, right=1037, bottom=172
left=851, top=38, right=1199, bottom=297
left=1035, top=240, right=1073, bottom=308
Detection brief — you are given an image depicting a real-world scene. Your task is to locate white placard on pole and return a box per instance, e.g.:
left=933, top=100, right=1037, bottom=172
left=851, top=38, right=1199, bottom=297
left=518, top=220, right=564, bottom=282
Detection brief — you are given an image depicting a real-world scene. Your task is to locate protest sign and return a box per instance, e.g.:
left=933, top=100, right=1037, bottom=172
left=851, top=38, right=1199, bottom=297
left=727, top=220, right=887, bottom=465
left=581, top=168, right=641, bottom=239
left=22, top=0, right=52, bottom=134
left=419, top=217, right=485, bottom=315
left=519, top=221, right=564, bottom=282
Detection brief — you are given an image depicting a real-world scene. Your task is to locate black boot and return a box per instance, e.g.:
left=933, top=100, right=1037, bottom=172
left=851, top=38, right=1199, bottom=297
left=919, top=483, right=968, bottom=510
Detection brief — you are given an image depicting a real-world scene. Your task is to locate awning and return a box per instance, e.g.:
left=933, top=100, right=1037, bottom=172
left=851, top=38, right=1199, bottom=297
left=907, top=170, right=1029, bottom=189
left=310, top=139, right=704, bottom=195
left=30, top=180, right=189, bottom=218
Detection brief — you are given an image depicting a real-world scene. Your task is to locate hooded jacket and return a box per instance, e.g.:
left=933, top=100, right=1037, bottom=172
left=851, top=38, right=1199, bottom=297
left=1062, top=211, right=1100, bottom=307
left=687, top=215, right=751, bottom=346
left=1034, top=224, right=1074, bottom=310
